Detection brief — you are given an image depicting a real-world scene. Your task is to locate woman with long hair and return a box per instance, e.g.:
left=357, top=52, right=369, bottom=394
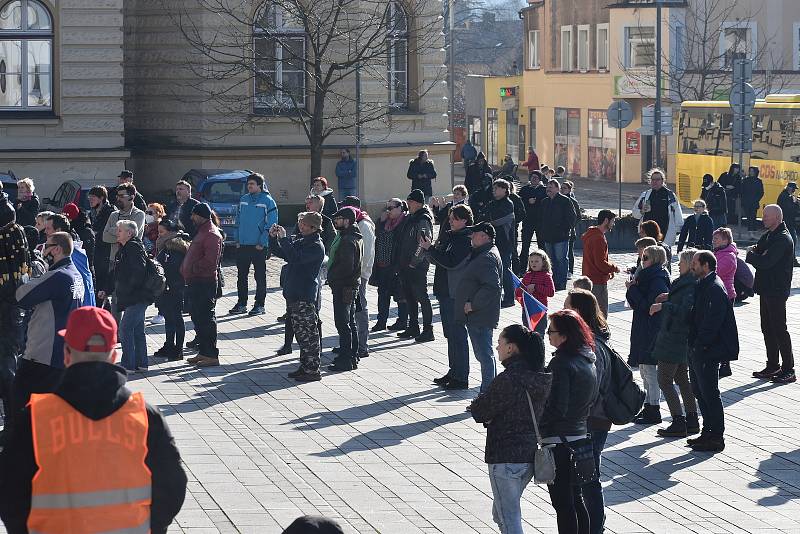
left=541, top=310, right=599, bottom=534
left=369, top=198, right=409, bottom=331
left=471, top=324, right=552, bottom=534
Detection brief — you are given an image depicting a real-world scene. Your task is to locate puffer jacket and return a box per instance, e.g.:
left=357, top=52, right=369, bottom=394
left=540, top=345, right=598, bottom=438
left=713, top=243, right=737, bottom=300
left=112, top=237, right=151, bottom=310
left=156, top=232, right=190, bottom=295
left=470, top=355, right=552, bottom=464
left=394, top=206, right=433, bottom=271
left=626, top=263, right=671, bottom=366
left=650, top=273, right=696, bottom=364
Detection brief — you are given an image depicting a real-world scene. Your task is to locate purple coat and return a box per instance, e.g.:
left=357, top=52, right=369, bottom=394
left=714, top=243, right=737, bottom=300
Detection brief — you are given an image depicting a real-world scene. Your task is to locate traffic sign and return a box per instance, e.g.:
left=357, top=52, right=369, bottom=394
left=607, top=100, right=633, bottom=129
left=640, top=105, right=673, bottom=136
left=729, top=83, right=756, bottom=114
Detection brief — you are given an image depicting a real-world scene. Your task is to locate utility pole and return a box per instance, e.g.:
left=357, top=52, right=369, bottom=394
left=355, top=64, right=361, bottom=196
left=448, top=0, right=456, bottom=188
left=654, top=0, right=662, bottom=170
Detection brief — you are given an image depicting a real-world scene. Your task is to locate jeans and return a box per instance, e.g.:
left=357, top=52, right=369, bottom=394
left=467, top=325, right=496, bottom=393
left=591, top=284, right=608, bottom=317
left=583, top=431, right=608, bottom=534
left=568, top=233, right=576, bottom=273
left=162, top=290, right=185, bottom=349
left=119, top=302, right=148, bottom=371
left=440, top=297, right=469, bottom=382
left=543, top=240, right=569, bottom=290
left=548, top=442, right=590, bottom=534
left=519, top=224, right=537, bottom=274
left=236, top=245, right=267, bottom=307
left=710, top=214, right=727, bottom=229
left=639, top=364, right=661, bottom=405
left=689, top=352, right=724, bottom=437
left=377, top=285, right=408, bottom=326
left=188, top=282, right=219, bottom=358
left=657, top=361, right=697, bottom=417
left=400, top=267, right=432, bottom=329
left=332, top=285, right=358, bottom=358
left=760, top=295, right=794, bottom=371
left=488, top=463, right=535, bottom=534
left=355, top=278, right=369, bottom=354
left=500, top=248, right=515, bottom=305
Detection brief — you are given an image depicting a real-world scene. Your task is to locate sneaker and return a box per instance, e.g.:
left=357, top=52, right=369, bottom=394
left=433, top=373, right=451, bottom=386
left=752, top=366, right=780, bottom=379
left=397, top=327, right=420, bottom=339
left=229, top=303, right=247, bottom=315
left=415, top=330, right=435, bottom=343
left=295, top=371, right=322, bottom=382
left=370, top=322, right=387, bottom=333
left=195, top=356, right=220, bottom=367
left=444, top=379, right=469, bottom=390
left=657, top=416, right=687, bottom=438
left=387, top=321, right=407, bottom=331
left=149, top=314, right=165, bottom=325
left=186, top=355, right=203, bottom=364
left=275, top=345, right=292, bottom=356
left=167, top=349, right=184, bottom=362
left=771, top=369, right=797, bottom=384
left=248, top=305, right=265, bottom=316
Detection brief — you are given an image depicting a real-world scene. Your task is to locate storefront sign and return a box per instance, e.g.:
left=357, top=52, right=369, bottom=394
left=626, top=132, right=640, bottom=154
left=614, top=75, right=656, bottom=98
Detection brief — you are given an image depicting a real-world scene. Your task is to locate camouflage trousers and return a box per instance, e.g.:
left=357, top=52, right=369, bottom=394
left=289, top=300, right=321, bottom=373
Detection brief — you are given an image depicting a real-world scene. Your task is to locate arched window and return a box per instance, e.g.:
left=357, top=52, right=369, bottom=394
left=386, top=1, right=408, bottom=109
left=0, top=0, right=52, bottom=110
left=254, top=5, right=306, bottom=112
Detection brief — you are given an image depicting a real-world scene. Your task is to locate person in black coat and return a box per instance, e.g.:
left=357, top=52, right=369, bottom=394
left=406, top=150, right=437, bottom=198
left=561, top=180, right=581, bottom=276
left=718, top=164, right=742, bottom=224
left=483, top=179, right=516, bottom=307
left=0, top=308, right=187, bottom=534
left=776, top=182, right=799, bottom=264
left=537, top=179, right=578, bottom=290
left=13, top=178, right=39, bottom=228
left=508, top=183, right=526, bottom=275
left=687, top=251, right=739, bottom=452
left=517, top=171, right=548, bottom=273
left=154, top=220, right=189, bottom=360
left=700, top=173, right=727, bottom=229
left=464, top=153, right=493, bottom=194
left=678, top=199, right=714, bottom=251
left=467, top=173, right=495, bottom=223
left=88, top=186, right=117, bottom=297
left=63, top=203, right=96, bottom=272
left=166, top=180, right=200, bottom=238
left=746, top=205, right=795, bottom=383
left=740, top=166, right=764, bottom=231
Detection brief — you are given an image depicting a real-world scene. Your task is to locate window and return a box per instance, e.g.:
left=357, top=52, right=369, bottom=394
left=588, top=110, right=616, bottom=180
left=577, top=25, right=590, bottom=72
left=529, top=108, right=536, bottom=152
left=386, top=1, right=409, bottom=109
left=506, top=108, right=519, bottom=162
left=254, top=5, right=307, bottom=112
left=555, top=108, right=580, bottom=176
left=0, top=0, right=52, bottom=110
left=527, top=30, right=540, bottom=69
left=794, top=23, right=800, bottom=70
left=596, top=23, right=609, bottom=71
left=487, top=108, right=498, bottom=165
left=469, top=116, right=482, bottom=151
left=720, top=22, right=756, bottom=69
left=561, top=26, right=573, bottom=72
left=625, top=26, right=655, bottom=68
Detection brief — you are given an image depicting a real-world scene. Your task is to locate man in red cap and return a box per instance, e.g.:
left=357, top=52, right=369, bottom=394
left=0, top=307, right=187, bottom=534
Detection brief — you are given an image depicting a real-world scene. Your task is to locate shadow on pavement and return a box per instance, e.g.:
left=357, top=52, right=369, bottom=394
left=749, top=449, right=800, bottom=506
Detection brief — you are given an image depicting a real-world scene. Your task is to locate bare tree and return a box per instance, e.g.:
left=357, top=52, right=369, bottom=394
left=163, top=0, right=445, bottom=179
left=619, top=0, right=791, bottom=102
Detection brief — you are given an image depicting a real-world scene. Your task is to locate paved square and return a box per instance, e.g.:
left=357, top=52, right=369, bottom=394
left=5, top=249, right=800, bottom=533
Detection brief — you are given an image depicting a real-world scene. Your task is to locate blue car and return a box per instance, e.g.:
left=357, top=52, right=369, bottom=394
left=195, top=170, right=252, bottom=244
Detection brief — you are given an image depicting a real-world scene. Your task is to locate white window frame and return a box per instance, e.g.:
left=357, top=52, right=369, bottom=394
left=625, top=25, right=656, bottom=68
left=577, top=24, right=590, bottom=72
left=253, top=6, right=307, bottom=112
left=386, top=1, right=409, bottom=109
left=561, top=25, right=573, bottom=72
left=0, top=0, right=53, bottom=111
left=596, top=23, right=609, bottom=71
left=718, top=21, right=757, bottom=69
left=793, top=22, right=800, bottom=70
left=528, top=30, right=540, bottom=69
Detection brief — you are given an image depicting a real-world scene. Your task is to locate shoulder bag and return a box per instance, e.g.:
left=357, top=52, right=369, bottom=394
left=525, top=391, right=556, bottom=485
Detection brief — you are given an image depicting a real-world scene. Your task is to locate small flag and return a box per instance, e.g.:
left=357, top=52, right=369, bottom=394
left=511, top=271, right=548, bottom=330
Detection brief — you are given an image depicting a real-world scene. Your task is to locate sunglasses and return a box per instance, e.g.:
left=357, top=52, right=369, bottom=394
left=546, top=329, right=559, bottom=335
left=43, top=243, right=56, bottom=250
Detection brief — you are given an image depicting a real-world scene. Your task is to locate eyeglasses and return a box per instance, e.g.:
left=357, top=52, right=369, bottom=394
left=43, top=243, right=56, bottom=250
left=386, top=204, right=399, bottom=210
left=146, top=210, right=154, bottom=215
left=546, top=329, right=559, bottom=335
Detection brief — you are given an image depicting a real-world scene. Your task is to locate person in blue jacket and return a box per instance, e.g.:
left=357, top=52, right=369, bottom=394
left=335, top=149, right=358, bottom=199
left=230, top=173, right=278, bottom=316
left=45, top=214, right=95, bottom=307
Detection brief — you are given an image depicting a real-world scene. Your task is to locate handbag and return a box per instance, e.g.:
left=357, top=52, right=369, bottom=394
left=525, top=391, right=556, bottom=485
left=562, top=437, right=598, bottom=486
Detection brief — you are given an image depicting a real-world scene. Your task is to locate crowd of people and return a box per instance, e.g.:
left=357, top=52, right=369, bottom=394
left=0, top=151, right=797, bottom=534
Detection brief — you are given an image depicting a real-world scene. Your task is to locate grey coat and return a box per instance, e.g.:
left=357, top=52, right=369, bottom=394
left=454, top=243, right=502, bottom=327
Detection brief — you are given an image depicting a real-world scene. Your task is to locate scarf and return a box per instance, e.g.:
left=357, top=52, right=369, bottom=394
left=384, top=213, right=405, bottom=232
left=327, top=232, right=342, bottom=269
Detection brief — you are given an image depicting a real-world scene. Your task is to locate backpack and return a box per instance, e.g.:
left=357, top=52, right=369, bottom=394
left=597, top=337, right=645, bottom=425
left=143, top=257, right=166, bottom=300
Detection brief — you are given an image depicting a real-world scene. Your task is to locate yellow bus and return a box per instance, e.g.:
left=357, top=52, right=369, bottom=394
left=676, top=94, right=800, bottom=216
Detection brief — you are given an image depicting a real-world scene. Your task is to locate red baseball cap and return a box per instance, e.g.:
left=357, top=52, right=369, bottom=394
left=62, top=203, right=80, bottom=221
left=58, top=306, right=117, bottom=352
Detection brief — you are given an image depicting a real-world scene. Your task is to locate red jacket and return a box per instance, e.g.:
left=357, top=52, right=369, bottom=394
left=581, top=226, right=616, bottom=284
left=180, top=220, right=222, bottom=284
left=515, top=270, right=555, bottom=307
left=521, top=151, right=540, bottom=171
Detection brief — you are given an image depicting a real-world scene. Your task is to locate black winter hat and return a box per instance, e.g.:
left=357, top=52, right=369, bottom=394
left=282, top=515, right=344, bottom=534
left=465, top=221, right=495, bottom=240
left=407, top=189, right=425, bottom=204
left=192, top=202, right=212, bottom=220
left=332, top=207, right=356, bottom=224
left=0, top=193, right=16, bottom=228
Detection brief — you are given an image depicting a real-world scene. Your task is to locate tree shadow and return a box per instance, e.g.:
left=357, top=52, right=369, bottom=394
left=748, top=449, right=800, bottom=506
left=310, top=412, right=473, bottom=457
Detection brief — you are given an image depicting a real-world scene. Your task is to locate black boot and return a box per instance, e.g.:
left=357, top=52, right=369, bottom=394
left=328, top=353, right=356, bottom=372
left=685, top=412, right=700, bottom=435
left=397, top=325, right=420, bottom=339
left=387, top=320, right=407, bottom=331
left=718, top=361, right=732, bottom=378
left=415, top=327, right=435, bottom=343
left=657, top=415, right=687, bottom=437
left=167, top=347, right=184, bottom=362
left=634, top=404, right=662, bottom=425
left=153, top=343, right=175, bottom=357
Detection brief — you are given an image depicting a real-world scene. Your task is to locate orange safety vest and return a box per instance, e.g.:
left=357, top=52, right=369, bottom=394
left=28, top=392, right=152, bottom=534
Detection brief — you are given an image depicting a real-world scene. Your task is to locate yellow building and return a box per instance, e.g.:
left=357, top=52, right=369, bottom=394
left=467, top=75, right=527, bottom=167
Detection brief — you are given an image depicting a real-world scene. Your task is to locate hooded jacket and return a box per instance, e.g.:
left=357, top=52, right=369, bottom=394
left=581, top=226, right=616, bottom=284
left=689, top=272, right=739, bottom=362
left=540, top=345, right=598, bottom=438
left=470, top=356, right=552, bottom=464
left=156, top=232, right=190, bottom=295
left=237, top=190, right=278, bottom=247
left=650, top=273, right=696, bottom=365
left=271, top=231, right=325, bottom=303
left=626, top=263, right=671, bottom=366
left=746, top=221, right=794, bottom=298
left=714, top=242, right=737, bottom=300
left=318, top=189, right=338, bottom=219
left=465, top=157, right=492, bottom=194
left=327, top=225, right=363, bottom=289
left=740, top=170, right=764, bottom=210
left=701, top=181, right=727, bottom=218
left=487, top=196, right=515, bottom=255
left=0, top=362, right=187, bottom=534
left=395, top=206, right=433, bottom=271
left=16, top=257, right=84, bottom=368
left=353, top=209, right=375, bottom=280
left=454, top=242, right=502, bottom=327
